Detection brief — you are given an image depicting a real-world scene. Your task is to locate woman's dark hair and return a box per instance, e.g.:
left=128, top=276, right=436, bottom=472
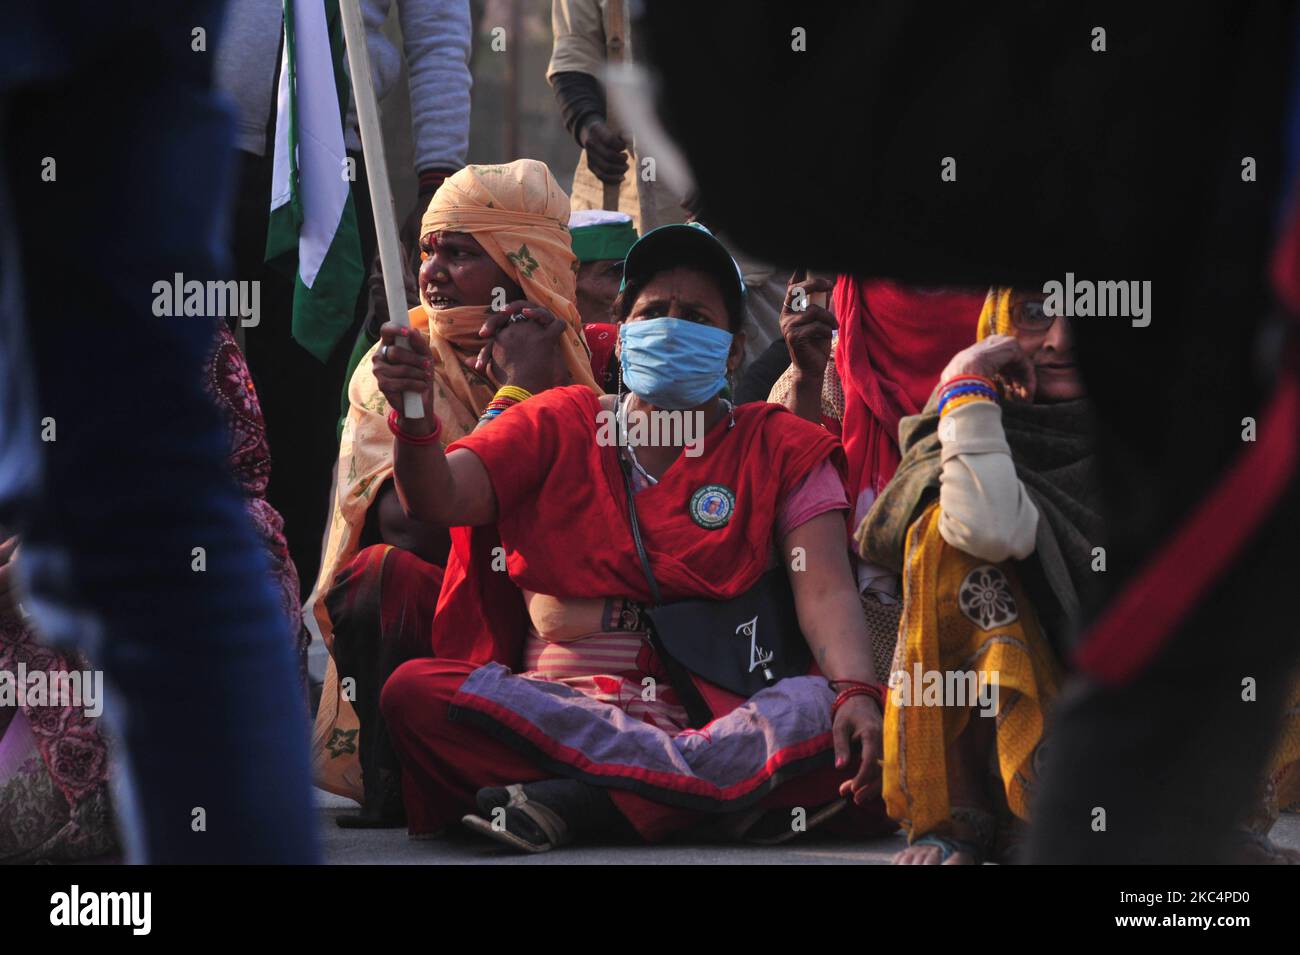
left=613, top=264, right=746, bottom=333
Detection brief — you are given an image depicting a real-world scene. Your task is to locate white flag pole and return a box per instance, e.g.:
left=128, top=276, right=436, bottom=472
left=337, top=0, right=424, bottom=419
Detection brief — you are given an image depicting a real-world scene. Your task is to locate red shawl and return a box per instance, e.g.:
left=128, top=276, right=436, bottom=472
left=430, top=385, right=843, bottom=666
left=832, top=278, right=984, bottom=509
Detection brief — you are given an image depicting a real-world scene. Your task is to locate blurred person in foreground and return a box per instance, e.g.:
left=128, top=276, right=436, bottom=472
left=637, top=2, right=1300, bottom=864
left=0, top=1, right=316, bottom=862
left=0, top=327, right=305, bottom=862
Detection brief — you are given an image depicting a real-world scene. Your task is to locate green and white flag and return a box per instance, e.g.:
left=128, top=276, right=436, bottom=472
left=266, top=0, right=364, bottom=362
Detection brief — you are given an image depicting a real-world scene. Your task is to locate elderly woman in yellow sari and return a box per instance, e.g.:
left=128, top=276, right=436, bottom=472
left=859, top=288, right=1300, bottom=864
left=308, top=159, right=599, bottom=825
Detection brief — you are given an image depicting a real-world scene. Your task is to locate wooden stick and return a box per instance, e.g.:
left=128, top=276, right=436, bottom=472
left=338, top=0, right=423, bottom=419
left=602, top=0, right=627, bottom=211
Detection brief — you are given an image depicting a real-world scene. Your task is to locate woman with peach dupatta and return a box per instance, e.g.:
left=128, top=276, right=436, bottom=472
left=308, top=160, right=600, bottom=825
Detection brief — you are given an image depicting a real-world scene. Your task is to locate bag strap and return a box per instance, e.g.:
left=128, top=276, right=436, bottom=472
left=618, top=410, right=663, bottom=607
left=615, top=405, right=716, bottom=728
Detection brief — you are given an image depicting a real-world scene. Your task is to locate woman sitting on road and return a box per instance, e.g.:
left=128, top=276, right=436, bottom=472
left=860, top=288, right=1300, bottom=864
left=308, top=159, right=600, bottom=825
left=377, top=223, right=894, bottom=852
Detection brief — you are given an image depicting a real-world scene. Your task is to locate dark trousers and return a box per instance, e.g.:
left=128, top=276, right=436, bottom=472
left=0, top=1, right=318, bottom=862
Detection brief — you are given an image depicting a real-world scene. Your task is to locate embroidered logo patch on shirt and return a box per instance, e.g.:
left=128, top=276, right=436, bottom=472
left=689, top=484, right=735, bottom=529
left=957, top=564, right=1019, bottom=630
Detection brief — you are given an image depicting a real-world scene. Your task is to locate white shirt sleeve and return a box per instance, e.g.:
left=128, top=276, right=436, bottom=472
left=936, top=399, right=1039, bottom=562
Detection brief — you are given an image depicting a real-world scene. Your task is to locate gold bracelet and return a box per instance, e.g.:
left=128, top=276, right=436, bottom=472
left=494, top=384, right=533, bottom=404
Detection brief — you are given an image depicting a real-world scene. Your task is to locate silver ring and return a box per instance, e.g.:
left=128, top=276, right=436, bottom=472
left=509, top=312, right=529, bottom=324
left=380, top=344, right=390, bottom=362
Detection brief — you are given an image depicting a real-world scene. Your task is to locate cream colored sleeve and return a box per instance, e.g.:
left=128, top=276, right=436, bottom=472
left=548, top=0, right=608, bottom=80
left=936, top=399, right=1039, bottom=562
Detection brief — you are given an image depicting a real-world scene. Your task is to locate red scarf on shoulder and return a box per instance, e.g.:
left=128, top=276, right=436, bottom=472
left=833, top=278, right=983, bottom=509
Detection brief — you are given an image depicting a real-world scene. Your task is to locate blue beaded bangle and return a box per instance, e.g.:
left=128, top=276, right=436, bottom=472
left=940, top=382, right=997, bottom=402
left=937, top=381, right=998, bottom=415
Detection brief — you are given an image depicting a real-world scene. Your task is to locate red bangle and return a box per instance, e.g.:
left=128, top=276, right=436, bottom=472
left=388, top=408, right=442, bottom=445
left=832, top=683, right=885, bottom=716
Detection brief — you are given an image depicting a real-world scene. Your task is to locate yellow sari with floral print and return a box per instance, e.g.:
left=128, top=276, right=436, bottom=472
left=883, top=502, right=1062, bottom=841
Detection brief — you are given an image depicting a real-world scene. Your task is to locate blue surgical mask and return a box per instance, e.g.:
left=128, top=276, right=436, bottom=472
left=619, top=317, right=733, bottom=409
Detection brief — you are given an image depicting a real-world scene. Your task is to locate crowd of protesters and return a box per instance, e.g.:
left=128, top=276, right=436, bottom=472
left=2, top=1, right=1298, bottom=865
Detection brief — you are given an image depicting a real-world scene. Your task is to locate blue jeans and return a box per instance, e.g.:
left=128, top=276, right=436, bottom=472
left=0, top=1, right=318, bottom=862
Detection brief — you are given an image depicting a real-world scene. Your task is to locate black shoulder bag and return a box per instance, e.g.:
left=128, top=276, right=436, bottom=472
left=618, top=443, right=812, bottom=727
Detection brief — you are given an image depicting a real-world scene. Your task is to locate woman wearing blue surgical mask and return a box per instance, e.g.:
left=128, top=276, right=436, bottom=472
left=610, top=233, right=748, bottom=477
left=373, top=224, right=894, bottom=854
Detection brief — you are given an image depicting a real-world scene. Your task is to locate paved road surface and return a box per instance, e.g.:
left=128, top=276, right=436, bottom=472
left=318, top=790, right=1300, bottom=865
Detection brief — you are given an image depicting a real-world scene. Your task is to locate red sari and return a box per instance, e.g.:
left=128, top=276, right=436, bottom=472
left=383, top=386, right=893, bottom=840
